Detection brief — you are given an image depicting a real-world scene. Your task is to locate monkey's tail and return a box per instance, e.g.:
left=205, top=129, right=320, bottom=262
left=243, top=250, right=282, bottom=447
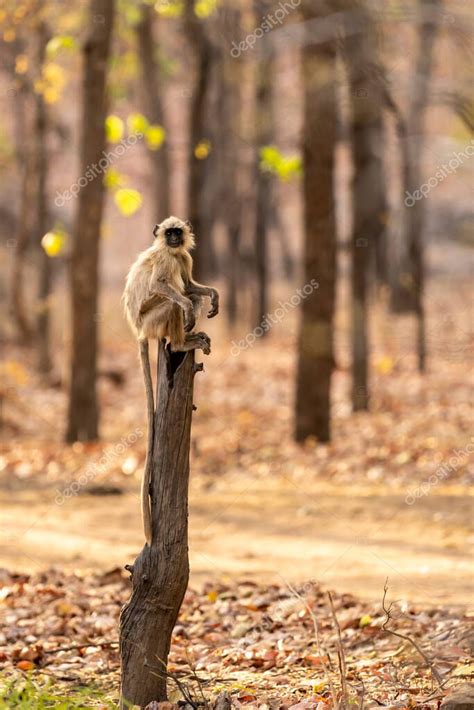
left=139, top=339, right=154, bottom=545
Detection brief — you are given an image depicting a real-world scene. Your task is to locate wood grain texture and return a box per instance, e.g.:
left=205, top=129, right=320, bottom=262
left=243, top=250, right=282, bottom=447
left=120, top=341, right=199, bottom=707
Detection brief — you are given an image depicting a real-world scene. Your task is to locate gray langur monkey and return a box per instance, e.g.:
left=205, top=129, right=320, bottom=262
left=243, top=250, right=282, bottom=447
left=122, top=216, right=219, bottom=544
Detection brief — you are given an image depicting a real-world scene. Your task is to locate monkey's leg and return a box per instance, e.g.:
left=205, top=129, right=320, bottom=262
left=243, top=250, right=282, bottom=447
left=170, top=332, right=211, bottom=355
left=141, top=281, right=195, bottom=331
left=139, top=339, right=154, bottom=544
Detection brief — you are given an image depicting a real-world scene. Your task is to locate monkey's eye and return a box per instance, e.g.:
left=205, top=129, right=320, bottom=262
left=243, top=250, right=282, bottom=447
left=165, top=229, right=173, bottom=237
left=174, top=228, right=183, bottom=236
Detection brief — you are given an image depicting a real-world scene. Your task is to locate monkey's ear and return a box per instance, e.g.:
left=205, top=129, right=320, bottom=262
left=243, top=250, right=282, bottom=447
left=152, top=224, right=159, bottom=238
left=185, top=220, right=193, bottom=231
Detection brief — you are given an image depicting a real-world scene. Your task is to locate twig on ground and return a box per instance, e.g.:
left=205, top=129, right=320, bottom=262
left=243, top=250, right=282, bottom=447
left=328, top=591, right=349, bottom=707
left=145, top=657, right=199, bottom=709
left=284, top=579, right=337, bottom=706
left=381, top=579, right=443, bottom=688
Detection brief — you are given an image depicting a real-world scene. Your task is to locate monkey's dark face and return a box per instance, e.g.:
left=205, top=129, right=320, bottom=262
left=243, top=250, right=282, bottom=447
left=165, top=226, right=184, bottom=248
left=153, top=216, right=195, bottom=253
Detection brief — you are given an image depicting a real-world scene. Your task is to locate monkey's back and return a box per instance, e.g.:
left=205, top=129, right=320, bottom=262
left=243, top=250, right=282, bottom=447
left=123, top=245, right=190, bottom=341
left=122, top=247, right=157, bottom=336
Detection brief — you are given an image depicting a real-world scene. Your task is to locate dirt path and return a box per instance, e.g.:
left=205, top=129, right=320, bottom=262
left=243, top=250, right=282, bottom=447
left=1, top=476, right=471, bottom=607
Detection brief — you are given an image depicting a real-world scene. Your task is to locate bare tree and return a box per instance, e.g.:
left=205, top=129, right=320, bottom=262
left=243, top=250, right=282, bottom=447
left=66, top=0, right=115, bottom=442
left=120, top=346, right=199, bottom=707
left=295, top=1, right=337, bottom=443
left=136, top=3, right=170, bottom=221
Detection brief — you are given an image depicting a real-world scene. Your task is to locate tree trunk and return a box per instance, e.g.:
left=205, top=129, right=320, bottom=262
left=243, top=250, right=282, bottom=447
left=295, top=1, right=337, bottom=443
left=253, top=11, right=273, bottom=333
left=11, top=157, right=34, bottom=344
left=184, top=0, right=214, bottom=280
left=9, top=43, right=33, bottom=344
left=35, top=20, right=52, bottom=374
left=345, top=2, right=388, bottom=411
left=120, top=343, right=199, bottom=707
left=136, top=4, right=170, bottom=221
left=404, top=0, right=441, bottom=372
left=65, top=0, right=115, bottom=443
left=385, top=91, right=413, bottom=313
left=215, top=4, right=243, bottom=326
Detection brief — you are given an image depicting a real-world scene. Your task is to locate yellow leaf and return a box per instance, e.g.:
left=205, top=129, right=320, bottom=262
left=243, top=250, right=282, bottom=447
left=41, top=230, right=67, bottom=257
left=194, top=139, right=211, bottom=159
left=1, top=361, right=28, bottom=386
left=359, top=614, right=372, bottom=627
left=15, top=54, right=28, bottom=75
left=155, top=0, right=183, bottom=17
left=3, top=29, right=15, bottom=42
left=207, top=589, right=218, bottom=602
left=114, top=189, right=143, bottom=216
left=105, top=114, right=124, bottom=143
left=34, top=79, right=45, bottom=95
left=43, top=87, right=60, bottom=105
left=103, top=167, right=127, bottom=190
left=46, top=35, right=76, bottom=58
left=43, top=62, right=66, bottom=89
left=195, top=0, right=218, bottom=18
left=55, top=601, right=76, bottom=617
left=127, top=112, right=149, bottom=135
left=13, top=5, right=27, bottom=22
left=146, top=124, right=165, bottom=150
left=376, top=355, right=394, bottom=375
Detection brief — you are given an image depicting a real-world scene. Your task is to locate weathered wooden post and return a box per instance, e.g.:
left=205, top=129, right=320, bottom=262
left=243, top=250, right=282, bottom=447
left=120, top=341, right=201, bottom=707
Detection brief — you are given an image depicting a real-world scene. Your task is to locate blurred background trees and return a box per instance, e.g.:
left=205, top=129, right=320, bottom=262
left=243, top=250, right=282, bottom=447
left=0, top=0, right=472, bottom=444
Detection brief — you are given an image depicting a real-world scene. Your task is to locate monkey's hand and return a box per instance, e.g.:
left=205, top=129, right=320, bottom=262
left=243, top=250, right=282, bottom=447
left=184, top=304, right=196, bottom=332
left=207, top=289, right=219, bottom=319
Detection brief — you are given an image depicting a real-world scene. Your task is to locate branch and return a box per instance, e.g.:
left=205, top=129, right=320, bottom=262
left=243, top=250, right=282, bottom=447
left=328, top=591, right=349, bottom=704
left=381, top=579, right=443, bottom=688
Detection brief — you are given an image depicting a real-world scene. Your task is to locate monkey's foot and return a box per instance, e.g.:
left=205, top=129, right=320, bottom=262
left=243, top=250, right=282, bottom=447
left=176, top=332, right=211, bottom=355
left=194, top=331, right=211, bottom=355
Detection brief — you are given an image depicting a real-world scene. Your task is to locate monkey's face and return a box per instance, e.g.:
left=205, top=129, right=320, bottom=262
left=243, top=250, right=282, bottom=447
left=153, top=217, right=195, bottom=252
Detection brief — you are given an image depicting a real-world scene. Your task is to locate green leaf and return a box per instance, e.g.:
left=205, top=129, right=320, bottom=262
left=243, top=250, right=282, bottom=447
left=359, top=614, right=373, bottom=628
left=105, top=114, right=124, bottom=143
left=114, top=188, right=143, bottom=216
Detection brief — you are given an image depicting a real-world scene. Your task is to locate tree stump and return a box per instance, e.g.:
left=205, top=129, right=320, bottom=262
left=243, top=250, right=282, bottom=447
left=120, top=341, right=201, bottom=708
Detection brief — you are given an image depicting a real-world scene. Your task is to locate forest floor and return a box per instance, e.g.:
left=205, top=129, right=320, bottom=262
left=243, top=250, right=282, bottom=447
left=0, top=277, right=472, bottom=706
